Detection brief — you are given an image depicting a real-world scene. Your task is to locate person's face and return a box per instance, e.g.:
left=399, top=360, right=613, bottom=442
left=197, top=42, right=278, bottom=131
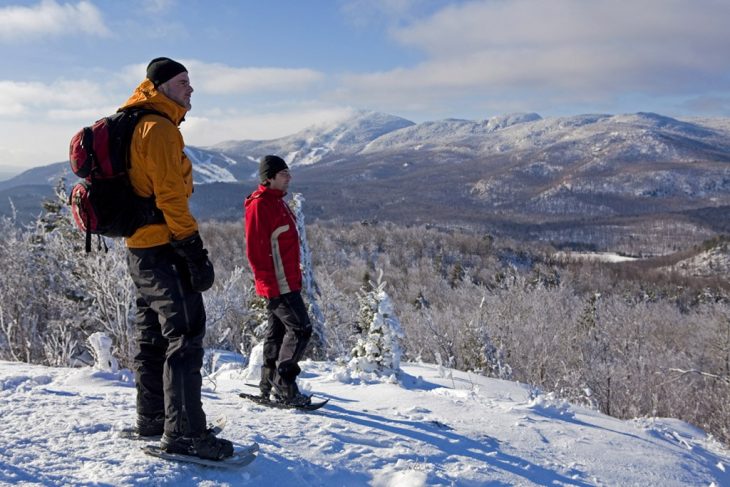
left=158, top=72, right=193, bottom=110
left=268, top=169, right=291, bottom=192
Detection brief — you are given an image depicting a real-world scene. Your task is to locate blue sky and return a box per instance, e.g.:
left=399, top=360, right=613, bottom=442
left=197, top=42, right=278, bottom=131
left=1, top=0, right=730, bottom=176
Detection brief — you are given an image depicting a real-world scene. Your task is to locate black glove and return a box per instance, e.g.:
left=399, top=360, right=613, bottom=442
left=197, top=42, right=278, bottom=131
left=170, top=233, right=215, bottom=292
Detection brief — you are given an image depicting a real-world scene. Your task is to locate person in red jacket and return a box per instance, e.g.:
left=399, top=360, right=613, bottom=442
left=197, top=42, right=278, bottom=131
left=244, top=155, right=313, bottom=406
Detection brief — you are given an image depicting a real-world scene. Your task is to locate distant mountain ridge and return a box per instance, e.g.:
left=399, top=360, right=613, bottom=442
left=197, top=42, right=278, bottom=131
left=211, top=111, right=415, bottom=168
left=2, top=109, right=729, bottom=252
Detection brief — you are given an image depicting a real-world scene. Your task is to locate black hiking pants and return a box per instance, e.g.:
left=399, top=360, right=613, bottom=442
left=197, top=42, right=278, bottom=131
left=260, top=291, right=312, bottom=393
left=127, top=244, right=207, bottom=437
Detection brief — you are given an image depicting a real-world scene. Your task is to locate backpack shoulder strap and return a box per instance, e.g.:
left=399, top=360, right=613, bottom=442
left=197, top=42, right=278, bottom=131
left=113, top=108, right=173, bottom=170
left=118, top=107, right=173, bottom=127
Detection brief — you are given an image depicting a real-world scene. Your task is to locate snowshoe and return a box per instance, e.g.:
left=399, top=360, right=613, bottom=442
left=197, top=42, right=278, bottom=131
left=160, top=430, right=234, bottom=461
left=238, top=391, right=329, bottom=411
left=143, top=442, right=258, bottom=469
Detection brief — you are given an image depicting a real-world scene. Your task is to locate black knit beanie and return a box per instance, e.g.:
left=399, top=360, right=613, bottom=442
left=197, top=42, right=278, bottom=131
left=259, top=155, right=289, bottom=183
left=146, top=57, right=187, bottom=87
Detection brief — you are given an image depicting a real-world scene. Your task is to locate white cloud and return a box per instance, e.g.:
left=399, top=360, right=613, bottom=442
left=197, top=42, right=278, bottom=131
left=182, top=107, right=355, bottom=146
left=120, top=60, right=325, bottom=96
left=0, top=79, right=111, bottom=116
left=336, top=0, right=730, bottom=112
left=0, top=78, right=117, bottom=168
left=340, top=0, right=422, bottom=29
left=0, top=57, right=331, bottom=170
left=0, top=0, right=110, bottom=41
left=0, top=105, right=356, bottom=172
left=394, top=0, right=730, bottom=59
left=118, top=62, right=150, bottom=87
left=139, top=0, right=175, bottom=14
left=0, top=118, right=72, bottom=168
left=681, top=94, right=730, bottom=116
left=187, top=61, right=324, bottom=95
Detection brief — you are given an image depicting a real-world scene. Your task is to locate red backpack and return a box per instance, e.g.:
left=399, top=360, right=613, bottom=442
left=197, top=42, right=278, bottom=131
left=68, top=108, right=166, bottom=251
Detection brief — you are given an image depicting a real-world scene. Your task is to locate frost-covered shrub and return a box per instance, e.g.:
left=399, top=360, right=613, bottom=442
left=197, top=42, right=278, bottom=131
left=203, top=266, right=258, bottom=354
left=87, top=332, right=118, bottom=372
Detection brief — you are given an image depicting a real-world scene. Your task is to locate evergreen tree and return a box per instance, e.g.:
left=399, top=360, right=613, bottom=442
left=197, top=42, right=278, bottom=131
left=349, top=269, right=404, bottom=377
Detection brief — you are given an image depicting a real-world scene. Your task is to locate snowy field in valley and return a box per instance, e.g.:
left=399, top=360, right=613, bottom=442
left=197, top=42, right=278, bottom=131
left=1, top=358, right=728, bottom=486
left=553, top=252, right=638, bottom=263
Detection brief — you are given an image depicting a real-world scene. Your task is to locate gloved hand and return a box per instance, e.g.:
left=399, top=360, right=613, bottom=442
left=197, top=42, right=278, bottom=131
left=170, top=233, right=215, bottom=292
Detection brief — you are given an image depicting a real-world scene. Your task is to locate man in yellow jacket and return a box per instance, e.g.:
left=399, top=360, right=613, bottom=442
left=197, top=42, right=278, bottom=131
left=122, top=57, right=232, bottom=460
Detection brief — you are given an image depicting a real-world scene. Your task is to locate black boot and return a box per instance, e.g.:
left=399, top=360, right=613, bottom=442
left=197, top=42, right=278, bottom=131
left=259, top=365, right=275, bottom=398
left=135, top=414, right=164, bottom=437
left=161, top=430, right=234, bottom=460
left=271, top=380, right=311, bottom=406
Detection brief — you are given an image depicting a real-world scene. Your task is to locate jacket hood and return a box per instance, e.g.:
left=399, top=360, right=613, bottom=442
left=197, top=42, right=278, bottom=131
left=245, top=185, right=286, bottom=208
left=119, top=79, right=188, bottom=125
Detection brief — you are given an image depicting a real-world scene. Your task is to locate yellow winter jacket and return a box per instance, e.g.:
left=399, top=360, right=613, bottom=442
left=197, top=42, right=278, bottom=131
left=119, top=79, right=198, bottom=248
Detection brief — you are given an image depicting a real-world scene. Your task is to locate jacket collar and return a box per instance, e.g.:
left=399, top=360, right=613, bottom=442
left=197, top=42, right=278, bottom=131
left=254, top=184, right=286, bottom=199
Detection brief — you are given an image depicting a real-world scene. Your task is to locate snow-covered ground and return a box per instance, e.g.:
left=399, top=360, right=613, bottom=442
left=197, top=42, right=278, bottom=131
left=1, top=358, right=728, bottom=486
left=553, top=251, right=638, bottom=263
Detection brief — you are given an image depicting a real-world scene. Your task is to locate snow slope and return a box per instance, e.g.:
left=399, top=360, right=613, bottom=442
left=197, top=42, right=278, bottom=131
left=1, top=359, right=728, bottom=486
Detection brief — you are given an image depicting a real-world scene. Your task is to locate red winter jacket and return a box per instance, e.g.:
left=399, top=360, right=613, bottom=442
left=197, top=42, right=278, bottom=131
left=244, top=185, right=302, bottom=298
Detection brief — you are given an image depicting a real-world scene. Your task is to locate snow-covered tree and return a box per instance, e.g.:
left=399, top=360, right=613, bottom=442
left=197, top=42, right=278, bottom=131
left=0, top=181, right=97, bottom=365
left=348, top=269, right=404, bottom=377
left=289, top=193, right=327, bottom=359
left=0, top=214, right=39, bottom=363
left=77, top=238, right=138, bottom=367
left=313, top=270, right=358, bottom=358
left=44, top=178, right=136, bottom=367
left=0, top=179, right=145, bottom=368
left=465, top=296, right=512, bottom=380
left=203, top=266, right=257, bottom=353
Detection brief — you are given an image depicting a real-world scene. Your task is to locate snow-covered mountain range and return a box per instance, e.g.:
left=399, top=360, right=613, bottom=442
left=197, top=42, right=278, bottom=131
left=2, top=110, right=728, bottom=248
left=211, top=110, right=416, bottom=170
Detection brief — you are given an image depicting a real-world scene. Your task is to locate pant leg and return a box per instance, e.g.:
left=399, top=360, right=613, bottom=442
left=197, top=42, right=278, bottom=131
left=132, top=288, right=167, bottom=419
left=269, top=291, right=312, bottom=384
left=163, top=315, right=205, bottom=436
left=261, top=307, right=286, bottom=367
left=260, top=309, right=285, bottom=393
left=128, top=245, right=207, bottom=437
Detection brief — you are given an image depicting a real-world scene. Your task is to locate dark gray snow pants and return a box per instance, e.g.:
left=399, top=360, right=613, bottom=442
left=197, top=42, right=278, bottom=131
left=127, top=244, right=207, bottom=437
left=260, top=291, right=312, bottom=392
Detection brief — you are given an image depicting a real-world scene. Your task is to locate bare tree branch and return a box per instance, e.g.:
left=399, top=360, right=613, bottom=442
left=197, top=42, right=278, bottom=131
left=668, top=368, right=730, bottom=385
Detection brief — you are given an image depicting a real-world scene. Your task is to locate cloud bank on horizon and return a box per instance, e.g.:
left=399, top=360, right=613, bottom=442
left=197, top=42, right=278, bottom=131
left=1, top=0, right=729, bottom=172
